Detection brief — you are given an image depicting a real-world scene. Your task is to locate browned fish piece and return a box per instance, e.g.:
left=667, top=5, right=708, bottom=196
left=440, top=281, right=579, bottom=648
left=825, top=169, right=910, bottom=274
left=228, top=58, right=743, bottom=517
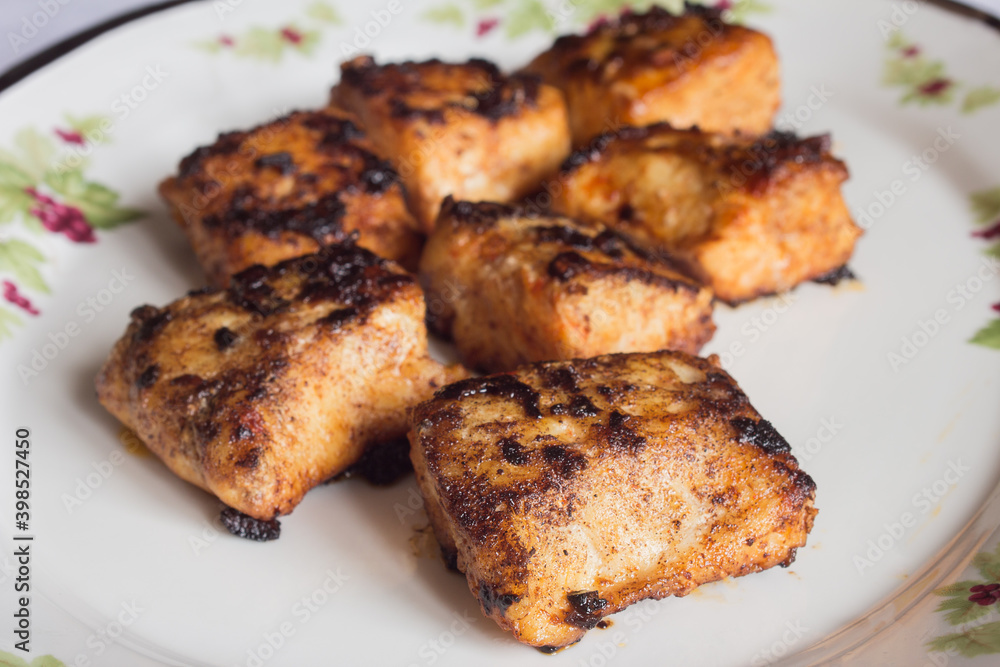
left=551, top=124, right=862, bottom=304
left=420, top=198, right=715, bottom=372
left=159, top=108, right=422, bottom=287
left=96, top=242, right=466, bottom=520
left=522, top=5, right=780, bottom=145
left=329, top=56, right=571, bottom=230
left=410, top=351, right=816, bottom=649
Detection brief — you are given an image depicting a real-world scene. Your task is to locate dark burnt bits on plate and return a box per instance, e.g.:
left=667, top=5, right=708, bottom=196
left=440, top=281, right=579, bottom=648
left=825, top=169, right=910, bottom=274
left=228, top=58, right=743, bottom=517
left=812, top=264, right=857, bottom=286
left=220, top=507, right=281, bottom=542
left=336, top=436, right=413, bottom=486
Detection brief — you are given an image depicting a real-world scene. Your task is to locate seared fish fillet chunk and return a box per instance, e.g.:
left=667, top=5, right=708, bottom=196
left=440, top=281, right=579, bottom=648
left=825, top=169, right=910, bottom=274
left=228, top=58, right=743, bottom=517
left=410, top=351, right=817, bottom=649
left=159, top=108, right=422, bottom=287
left=329, top=56, right=571, bottom=230
left=96, top=242, right=465, bottom=520
left=552, top=125, right=862, bottom=304
left=522, top=5, right=779, bottom=145
left=421, top=198, right=715, bottom=372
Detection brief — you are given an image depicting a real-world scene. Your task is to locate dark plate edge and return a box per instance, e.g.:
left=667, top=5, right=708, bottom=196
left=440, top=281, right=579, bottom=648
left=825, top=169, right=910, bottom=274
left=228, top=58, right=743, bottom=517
left=0, top=0, right=202, bottom=94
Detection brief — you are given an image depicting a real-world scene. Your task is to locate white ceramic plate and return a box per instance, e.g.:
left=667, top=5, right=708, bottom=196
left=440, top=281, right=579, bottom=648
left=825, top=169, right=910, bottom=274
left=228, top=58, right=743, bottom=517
left=1, top=1, right=999, bottom=665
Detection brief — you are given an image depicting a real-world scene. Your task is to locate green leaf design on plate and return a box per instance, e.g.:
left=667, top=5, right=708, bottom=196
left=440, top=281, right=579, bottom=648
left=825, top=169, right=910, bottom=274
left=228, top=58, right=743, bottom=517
left=887, top=32, right=908, bottom=50
left=305, top=0, right=342, bottom=23
left=974, top=542, right=1000, bottom=581
left=936, top=593, right=993, bottom=626
left=0, top=160, right=34, bottom=189
left=934, top=580, right=984, bottom=597
left=505, top=0, right=552, bottom=38
left=0, top=161, right=36, bottom=226
left=0, top=239, right=49, bottom=294
left=42, top=169, right=143, bottom=229
left=234, top=26, right=287, bottom=62
left=473, top=0, right=504, bottom=8
left=963, top=86, right=1000, bottom=114
left=971, top=187, right=1000, bottom=225
left=927, top=621, right=1000, bottom=657
left=0, top=650, right=29, bottom=667
left=971, top=320, right=1000, bottom=350
left=423, top=4, right=465, bottom=27
left=883, top=56, right=944, bottom=87
left=986, top=241, right=1000, bottom=259
left=0, top=189, right=34, bottom=226
left=0, top=307, right=21, bottom=341
left=12, top=128, right=56, bottom=180
left=572, top=0, right=663, bottom=25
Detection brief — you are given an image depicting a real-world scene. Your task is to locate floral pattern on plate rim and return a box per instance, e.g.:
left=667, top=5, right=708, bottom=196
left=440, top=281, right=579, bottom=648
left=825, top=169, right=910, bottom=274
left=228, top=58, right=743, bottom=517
left=420, top=0, right=770, bottom=39
left=927, top=540, right=1000, bottom=657
left=883, top=33, right=1000, bottom=113
left=194, top=1, right=341, bottom=62
left=968, top=186, right=1000, bottom=350
left=0, top=117, right=143, bottom=340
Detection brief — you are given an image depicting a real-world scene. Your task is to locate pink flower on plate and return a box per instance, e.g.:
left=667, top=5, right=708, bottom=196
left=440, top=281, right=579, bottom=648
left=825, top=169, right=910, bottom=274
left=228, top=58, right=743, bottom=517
left=280, top=27, right=303, bottom=44
left=901, top=45, right=921, bottom=58
left=972, top=220, right=1000, bottom=240
left=2, top=281, right=39, bottom=316
left=714, top=1, right=733, bottom=9
left=219, top=35, right=235, bottom=47
left=54, top=128, right=85, bottom=145
left=26, top=187, right=96, bottom=244
left=476, top=18, right=499, bottom=37
left=969, top=583, right=1000, bottom=606
left=918, top=78, right=952, bottom=97
left=992, top=302, right=1000, bottom=314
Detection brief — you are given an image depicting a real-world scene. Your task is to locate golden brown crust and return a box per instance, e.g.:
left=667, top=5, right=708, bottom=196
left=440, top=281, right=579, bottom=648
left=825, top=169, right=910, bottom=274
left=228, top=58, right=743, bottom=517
left=420, top=198, right=715, bottom=372
left=158, top=108, right=423, bottom=287
left=551, top=124, right=863, bottom=304
left=329, top=56, right=571, bottom=229
left=409, top=351, right=816, bottom=649
left=522, top=5, right=780, bottom=144
left=96, top=242, right=466, bottom=520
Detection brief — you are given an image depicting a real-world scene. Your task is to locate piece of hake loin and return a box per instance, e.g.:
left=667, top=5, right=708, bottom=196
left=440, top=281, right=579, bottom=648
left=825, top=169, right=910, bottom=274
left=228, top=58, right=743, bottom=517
left=96, top=241, right=466, bottom=523
left=158, top=108, right=422, bottom=287
left=552, top=124, right=862, bottom=304
left=409, top=351, right=816, bottom=649
left=421, top=197, right=715, bottom=372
